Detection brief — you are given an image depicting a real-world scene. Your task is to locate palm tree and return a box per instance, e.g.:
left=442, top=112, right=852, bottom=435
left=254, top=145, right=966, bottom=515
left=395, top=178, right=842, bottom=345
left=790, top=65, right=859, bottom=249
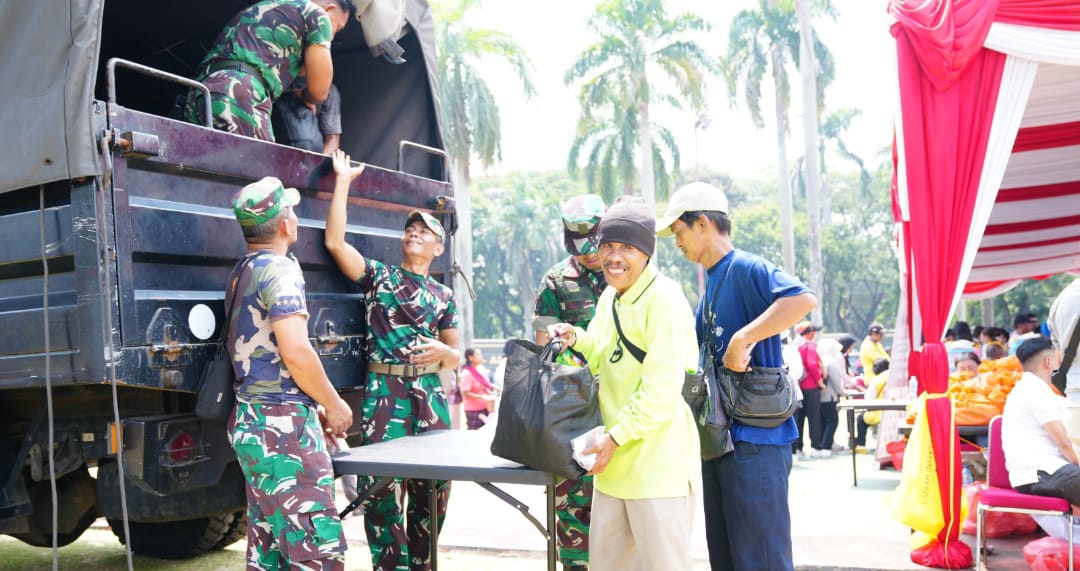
left=820, top=108, right=872, bottom=215
left=434, top=0, right=535, bottom=347
left=724, top=0, right=832, bottom=276
left=798, top=0, right=832, bottom=325
left=565, top=0, right=715, bottom=208
left=567, top=94, right=681, bottom=204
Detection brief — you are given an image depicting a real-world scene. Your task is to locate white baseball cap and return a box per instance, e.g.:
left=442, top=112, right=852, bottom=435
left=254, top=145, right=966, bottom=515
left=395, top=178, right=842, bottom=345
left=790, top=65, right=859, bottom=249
left=655, top=181, right=729, bottom=237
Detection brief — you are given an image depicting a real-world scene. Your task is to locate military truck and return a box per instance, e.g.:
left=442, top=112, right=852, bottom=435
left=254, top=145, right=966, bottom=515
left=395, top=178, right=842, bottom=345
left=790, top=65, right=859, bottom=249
left=0, top=0, right=452, bottom=558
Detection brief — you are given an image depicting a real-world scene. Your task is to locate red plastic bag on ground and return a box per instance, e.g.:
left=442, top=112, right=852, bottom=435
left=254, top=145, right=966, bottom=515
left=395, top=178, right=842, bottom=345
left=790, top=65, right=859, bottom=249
left=1023, top=536, right=1080, bottom=570
left=961, top=481, right=1040, bottom=537
left=886, top=439, right=906, bottom=470
left=910, top=536, right=973, bottom=569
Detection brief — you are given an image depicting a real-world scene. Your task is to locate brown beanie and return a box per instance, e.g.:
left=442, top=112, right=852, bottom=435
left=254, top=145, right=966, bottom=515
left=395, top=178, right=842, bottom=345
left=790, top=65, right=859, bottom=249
left=597, top=196, right=655, bottom=257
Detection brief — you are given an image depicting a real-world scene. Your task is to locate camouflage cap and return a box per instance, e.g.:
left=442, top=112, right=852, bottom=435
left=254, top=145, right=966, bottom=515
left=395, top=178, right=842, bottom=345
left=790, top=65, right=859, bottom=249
left=561, top=194, right=606, bottom=256
left=405, top=210, right=445, bottom=242
left=232, top=177, right=300, bottom=227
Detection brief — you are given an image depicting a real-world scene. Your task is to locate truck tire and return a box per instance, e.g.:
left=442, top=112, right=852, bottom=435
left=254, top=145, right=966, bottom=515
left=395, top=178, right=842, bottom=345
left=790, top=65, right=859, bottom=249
left=108, top=513, right=232, bottom=559
left=212, top=510, right=247, bottom=550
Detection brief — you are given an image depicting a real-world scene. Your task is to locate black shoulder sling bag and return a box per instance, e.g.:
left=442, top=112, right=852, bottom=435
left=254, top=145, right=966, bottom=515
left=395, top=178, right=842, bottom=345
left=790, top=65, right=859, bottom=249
left=195, top=254, right=255, bottom=421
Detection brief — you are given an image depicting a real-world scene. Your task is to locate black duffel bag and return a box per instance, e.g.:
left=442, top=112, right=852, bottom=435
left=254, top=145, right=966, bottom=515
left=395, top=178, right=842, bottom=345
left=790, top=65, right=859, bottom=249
left=491, top=339, right=601, bottom=479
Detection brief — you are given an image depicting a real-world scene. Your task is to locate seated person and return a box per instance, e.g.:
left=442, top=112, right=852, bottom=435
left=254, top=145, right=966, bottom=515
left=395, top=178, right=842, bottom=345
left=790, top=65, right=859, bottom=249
left=855, top=358, right=891, bottom=448
left=953, top=352, right=980, bottom=378
left=983, top=342, right=1007, bottom=361
left=1001, top=337, right=1080, bottom=505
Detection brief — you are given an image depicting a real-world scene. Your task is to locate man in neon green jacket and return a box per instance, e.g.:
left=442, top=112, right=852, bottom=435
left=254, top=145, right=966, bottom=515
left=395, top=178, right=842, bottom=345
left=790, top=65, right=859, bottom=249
left=549, top=196, right=700, bottom=570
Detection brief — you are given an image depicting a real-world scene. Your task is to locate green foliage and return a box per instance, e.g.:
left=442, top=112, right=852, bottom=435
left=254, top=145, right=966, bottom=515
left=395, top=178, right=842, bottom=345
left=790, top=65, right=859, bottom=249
left=708, top=158, right=898, bottom=337
left=470, top=155, right=899, bottom=341
left=565, top=0, right=717, bottom=201
left=470, top=171, right=585, bottom=338
left=818, top=163, right=899, bottom=335
left=957, top=274, right=1078, bottom=330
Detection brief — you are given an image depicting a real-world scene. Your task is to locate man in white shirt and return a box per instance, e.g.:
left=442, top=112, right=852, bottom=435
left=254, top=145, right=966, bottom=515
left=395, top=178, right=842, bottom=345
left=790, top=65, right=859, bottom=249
left=1049, top=278, right=1080, bottom=402
left=1001, top=336, right=1080, bottom=504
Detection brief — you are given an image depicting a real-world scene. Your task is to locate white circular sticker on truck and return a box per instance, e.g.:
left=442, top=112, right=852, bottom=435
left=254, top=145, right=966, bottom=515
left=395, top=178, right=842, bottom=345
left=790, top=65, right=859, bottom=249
left=189, top=304, right=216, bottom=340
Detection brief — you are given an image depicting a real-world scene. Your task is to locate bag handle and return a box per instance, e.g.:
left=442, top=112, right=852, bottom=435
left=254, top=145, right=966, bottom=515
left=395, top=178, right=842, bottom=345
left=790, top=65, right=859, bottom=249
left=1052, top=314, right=1080, bottom=393
left=539, top=339, right=564, bottom=363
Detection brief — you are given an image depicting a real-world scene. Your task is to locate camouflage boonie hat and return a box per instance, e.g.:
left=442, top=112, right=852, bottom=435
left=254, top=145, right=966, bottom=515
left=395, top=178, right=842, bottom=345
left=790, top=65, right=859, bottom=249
left=405, top=210, right=445, bottom=242
left=561, top=194, right=606, bottom=256
left=232, top=177, right=300, bottom=227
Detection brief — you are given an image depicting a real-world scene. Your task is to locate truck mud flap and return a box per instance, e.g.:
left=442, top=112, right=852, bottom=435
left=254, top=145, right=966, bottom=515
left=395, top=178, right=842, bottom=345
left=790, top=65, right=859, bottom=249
left=96, top=460, right=245, bottom=522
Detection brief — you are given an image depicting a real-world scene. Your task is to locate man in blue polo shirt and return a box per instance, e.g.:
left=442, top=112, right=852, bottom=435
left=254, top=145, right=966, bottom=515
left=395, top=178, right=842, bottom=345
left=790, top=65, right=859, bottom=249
left=658, top=182, right=817, bottom=571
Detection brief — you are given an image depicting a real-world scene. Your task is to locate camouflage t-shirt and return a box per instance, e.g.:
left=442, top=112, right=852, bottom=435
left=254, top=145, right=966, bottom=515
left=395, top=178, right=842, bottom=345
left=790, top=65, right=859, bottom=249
left=199, top=0, right=333, bottom=101
left=357, top=259, right=458, bottom=363
left=226, top=250, right=313, bottom=405
left=531, top=256, right=606, bottom=331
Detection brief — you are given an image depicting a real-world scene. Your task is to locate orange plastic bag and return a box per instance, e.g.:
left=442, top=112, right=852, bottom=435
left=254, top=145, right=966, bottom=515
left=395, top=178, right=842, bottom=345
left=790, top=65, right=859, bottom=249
left=1023, top=536, right=1080, bottom=571
left=953, top=400, right=999, bottom=426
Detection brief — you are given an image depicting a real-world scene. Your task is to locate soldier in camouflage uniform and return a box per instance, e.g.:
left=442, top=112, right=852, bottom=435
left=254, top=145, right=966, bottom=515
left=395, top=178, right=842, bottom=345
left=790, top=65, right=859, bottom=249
left=532, top=194, right=607, bottom=571
left=226, top=176, right=355, bottom=570
left=184, top=0, right=352, bottom=140
left=324, top=150, right=460, bottom=571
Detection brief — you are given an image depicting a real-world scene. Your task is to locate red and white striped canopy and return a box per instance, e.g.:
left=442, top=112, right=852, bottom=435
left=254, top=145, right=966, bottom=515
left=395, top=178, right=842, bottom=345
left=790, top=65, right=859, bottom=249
left=966, top=61, right=1080, bottom=297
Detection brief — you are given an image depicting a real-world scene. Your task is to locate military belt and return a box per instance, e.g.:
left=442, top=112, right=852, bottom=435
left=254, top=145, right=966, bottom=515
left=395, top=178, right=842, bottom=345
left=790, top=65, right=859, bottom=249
left=368, top=362, right=441, bottom=377
left=206, top=59, right=267, bottom=91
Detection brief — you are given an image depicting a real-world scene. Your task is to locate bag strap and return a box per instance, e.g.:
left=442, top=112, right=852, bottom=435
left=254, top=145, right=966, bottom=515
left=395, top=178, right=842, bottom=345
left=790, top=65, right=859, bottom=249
left=610, top=275, right=657, bottom=363
left=1052, top=314, right=1080, bottom=393
left=218, top=252, right=262, bottom=345
left=612, top=297, right=647, bottom=363
left=700, top=257, right=734, bottom=358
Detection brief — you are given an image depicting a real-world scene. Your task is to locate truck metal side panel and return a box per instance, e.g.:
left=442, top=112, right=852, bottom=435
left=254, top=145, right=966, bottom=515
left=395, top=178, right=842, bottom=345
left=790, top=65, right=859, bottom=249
left=0, top=104, right=453, bottom=394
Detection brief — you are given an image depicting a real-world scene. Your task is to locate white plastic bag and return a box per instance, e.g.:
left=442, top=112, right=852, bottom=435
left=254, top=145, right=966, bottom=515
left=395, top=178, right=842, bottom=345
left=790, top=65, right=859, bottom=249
left=571, top=426, right=607, bottom=471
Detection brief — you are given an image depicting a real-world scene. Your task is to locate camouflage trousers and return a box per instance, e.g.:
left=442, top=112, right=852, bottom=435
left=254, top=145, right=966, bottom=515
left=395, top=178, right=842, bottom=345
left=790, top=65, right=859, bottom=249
left=555, top=475, right=593, bottom=567
left=185, top=69, right=274, bottom=141
left=358, top=372, right=451, bottom=571
left=231, top=401, right=346, bottom=571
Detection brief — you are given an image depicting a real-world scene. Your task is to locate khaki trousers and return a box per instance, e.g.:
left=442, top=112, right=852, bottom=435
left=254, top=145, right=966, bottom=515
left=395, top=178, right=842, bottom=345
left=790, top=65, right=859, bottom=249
left=590, top=489, right=695, bottom=570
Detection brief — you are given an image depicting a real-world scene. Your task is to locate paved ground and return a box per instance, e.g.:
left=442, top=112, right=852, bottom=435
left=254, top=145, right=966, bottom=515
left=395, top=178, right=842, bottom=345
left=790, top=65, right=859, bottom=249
left=336, top=445, right=1034, bottom=570
left=0, top=428, right=1049, bottom=570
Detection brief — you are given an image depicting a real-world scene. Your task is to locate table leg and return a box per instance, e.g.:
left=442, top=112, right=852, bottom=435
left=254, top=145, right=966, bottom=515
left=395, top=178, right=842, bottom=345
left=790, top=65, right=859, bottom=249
left=547, top=481, right=556, bottom=571
left=430, top=479, right=438, bottom=571
left=848, top=408, right=858, bottom=487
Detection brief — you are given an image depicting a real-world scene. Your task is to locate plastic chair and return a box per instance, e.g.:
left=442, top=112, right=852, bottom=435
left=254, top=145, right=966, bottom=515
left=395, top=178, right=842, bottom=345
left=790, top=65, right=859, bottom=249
left=976, top=415, right=1074, bottom=569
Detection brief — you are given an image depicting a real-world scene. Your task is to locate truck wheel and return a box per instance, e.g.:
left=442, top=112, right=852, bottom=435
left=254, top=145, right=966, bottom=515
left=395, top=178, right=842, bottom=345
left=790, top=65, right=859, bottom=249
left=212, top=510, right=247, bottom=550
left=108, top=513, right=232, bottom=559
left=10, top=465, right=97, bottom=547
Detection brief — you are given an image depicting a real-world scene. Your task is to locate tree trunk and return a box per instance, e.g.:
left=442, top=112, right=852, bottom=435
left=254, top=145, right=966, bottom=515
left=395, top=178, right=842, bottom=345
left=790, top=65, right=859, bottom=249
left=638, top=99, right=655, bottom=208
left=771, top=55, right=794, bottom=276
left=981, top=297, right=994, bottom=328
left=798, top=0, right=823, bottom=325
left=516, top=248, right=537, bottom=337
left=451, top=161, right=474, bottom=349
